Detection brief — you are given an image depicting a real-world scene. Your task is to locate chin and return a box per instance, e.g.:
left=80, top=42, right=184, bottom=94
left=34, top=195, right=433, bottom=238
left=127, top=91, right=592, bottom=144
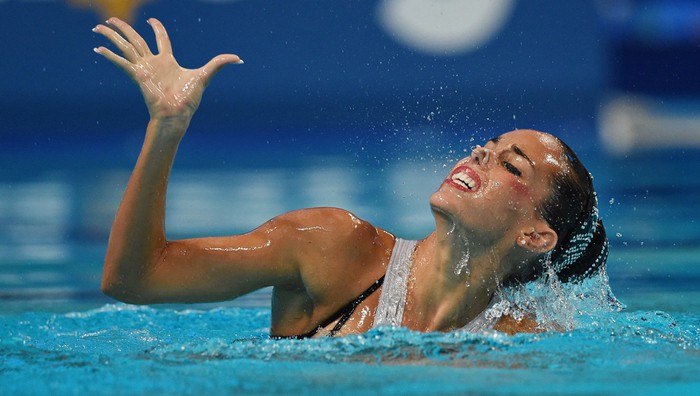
left=429, top=187, right=484, bottom=235
left=429, top=190, right=457, bottom=222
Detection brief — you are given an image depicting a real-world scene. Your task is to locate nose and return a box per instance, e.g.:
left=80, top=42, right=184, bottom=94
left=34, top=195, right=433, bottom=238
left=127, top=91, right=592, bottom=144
left=471, top=145, right=494, bottom=166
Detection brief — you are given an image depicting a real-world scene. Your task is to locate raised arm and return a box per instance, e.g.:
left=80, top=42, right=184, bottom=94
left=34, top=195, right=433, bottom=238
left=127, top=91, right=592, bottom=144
left=94, top=17, right=261, bottom=303
left=94, top=19, right=394, bottom=332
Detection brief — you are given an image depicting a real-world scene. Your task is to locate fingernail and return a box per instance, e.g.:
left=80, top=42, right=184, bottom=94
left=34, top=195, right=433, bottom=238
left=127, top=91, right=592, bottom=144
left=236, top=59, right=244, bottom=64
left=93, top=47, right=101, bottom=53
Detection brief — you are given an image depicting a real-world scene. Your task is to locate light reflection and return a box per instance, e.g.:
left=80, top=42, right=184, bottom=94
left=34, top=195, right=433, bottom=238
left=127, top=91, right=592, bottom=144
left=301, top=165, right=358, bottom=208
left=0, top=181, right=72, bottom=263
left=167, top=170, right=289, bottom=235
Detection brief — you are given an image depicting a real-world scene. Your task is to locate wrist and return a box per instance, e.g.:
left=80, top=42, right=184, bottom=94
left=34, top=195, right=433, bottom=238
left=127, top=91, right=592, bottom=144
left=146, top=116, right=191, bottom=142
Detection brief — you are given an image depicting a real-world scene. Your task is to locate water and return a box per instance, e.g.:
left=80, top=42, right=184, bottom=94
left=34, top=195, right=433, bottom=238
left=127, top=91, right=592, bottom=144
left=2, top=129, right=700, bottom=394
left=2, top=306, right=698, bottom=394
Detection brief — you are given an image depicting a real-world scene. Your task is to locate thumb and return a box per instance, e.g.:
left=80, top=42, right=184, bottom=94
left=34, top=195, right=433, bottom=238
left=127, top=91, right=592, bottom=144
left=200, top=54, right=243, bottom=84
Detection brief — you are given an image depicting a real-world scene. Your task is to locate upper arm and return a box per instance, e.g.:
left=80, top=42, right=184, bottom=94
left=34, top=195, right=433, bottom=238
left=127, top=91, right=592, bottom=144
left=108, top=210, right=303, bottom=304
left=114, top=207, right=387, bottom=305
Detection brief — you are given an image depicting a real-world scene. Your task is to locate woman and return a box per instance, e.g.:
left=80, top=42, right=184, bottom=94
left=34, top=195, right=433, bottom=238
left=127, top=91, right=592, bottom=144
left=95, top=18, right=609, bottom=337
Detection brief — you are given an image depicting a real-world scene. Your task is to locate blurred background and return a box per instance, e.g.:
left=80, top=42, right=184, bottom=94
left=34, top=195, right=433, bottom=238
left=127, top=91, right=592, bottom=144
left=1, top=0, right=698, bottom=311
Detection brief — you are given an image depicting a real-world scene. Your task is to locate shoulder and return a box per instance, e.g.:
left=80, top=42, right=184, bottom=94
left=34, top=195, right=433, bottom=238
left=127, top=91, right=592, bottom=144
left=262, top=207, right=393, bottom=268
left=270, top=207, right=394, bottom=295
left=269, top=207, right=386, bottom=246
left=274, top=207, right=368, bottom=226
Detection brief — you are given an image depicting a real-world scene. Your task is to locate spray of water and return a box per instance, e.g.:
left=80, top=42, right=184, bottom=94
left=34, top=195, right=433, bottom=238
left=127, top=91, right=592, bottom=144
left=482, top=252, right=622, bottom=332
left=453, top=238, right=471, bottom=288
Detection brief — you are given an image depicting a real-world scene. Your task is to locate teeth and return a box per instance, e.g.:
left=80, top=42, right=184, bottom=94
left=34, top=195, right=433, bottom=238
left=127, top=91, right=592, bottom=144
left=452, top=172, right=476, bottom=189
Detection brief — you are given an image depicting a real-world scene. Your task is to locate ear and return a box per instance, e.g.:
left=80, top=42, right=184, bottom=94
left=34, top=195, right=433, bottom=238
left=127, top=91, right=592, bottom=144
left=516, top=223, right=558, bottom=254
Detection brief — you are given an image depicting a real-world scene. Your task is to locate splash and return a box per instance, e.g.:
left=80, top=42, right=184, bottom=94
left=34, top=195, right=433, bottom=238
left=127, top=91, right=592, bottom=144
left=445, top=221, right=457, bottom=236
left=446, top=233, right=472, bottom=288
left=357, top=306, right=371, bottom=328
left=454, top=249, right=469, bottom=275
left=454, top=248, right=471, bottom=288
left=485, top=259, right=624, bottom=332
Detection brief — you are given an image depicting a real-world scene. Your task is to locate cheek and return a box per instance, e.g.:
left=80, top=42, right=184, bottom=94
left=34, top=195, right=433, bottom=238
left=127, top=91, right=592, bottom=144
left=509, top=180, right=530, bottom=196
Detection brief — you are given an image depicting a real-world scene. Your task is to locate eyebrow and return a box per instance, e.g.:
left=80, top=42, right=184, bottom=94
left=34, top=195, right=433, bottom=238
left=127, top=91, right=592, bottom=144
left=488, top=136, right=534, bottom=167
left=512, top=145, right=535, bottom=167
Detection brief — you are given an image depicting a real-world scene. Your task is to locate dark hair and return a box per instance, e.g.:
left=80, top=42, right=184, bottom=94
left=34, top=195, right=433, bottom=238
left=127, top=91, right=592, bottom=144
left=536, top=135, right=608, bottom=283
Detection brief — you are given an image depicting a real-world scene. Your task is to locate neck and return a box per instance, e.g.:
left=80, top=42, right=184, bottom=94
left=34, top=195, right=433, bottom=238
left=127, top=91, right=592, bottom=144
left=405, top=227, right=507, bottom=332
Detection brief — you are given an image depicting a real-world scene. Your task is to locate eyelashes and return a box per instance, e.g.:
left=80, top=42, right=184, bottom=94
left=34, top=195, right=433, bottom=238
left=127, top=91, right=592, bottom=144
left=502, top=161, right=522, bottom=177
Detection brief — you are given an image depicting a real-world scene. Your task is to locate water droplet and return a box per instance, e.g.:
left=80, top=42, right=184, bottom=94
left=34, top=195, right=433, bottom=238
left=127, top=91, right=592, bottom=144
left=609, top=198, right=615, bottom=204
left=615, top=233, right=622, bottom=238
left=454, top=244, right=471, bottom=288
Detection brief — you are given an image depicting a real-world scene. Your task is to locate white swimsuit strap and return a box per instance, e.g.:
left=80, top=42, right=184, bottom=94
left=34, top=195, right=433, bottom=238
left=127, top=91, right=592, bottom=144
left=372, top=238, right=417, bottom=328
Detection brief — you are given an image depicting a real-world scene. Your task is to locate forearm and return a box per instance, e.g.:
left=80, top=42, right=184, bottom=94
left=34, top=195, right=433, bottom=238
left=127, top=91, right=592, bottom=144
left=102, top=117, right=188, bottom=300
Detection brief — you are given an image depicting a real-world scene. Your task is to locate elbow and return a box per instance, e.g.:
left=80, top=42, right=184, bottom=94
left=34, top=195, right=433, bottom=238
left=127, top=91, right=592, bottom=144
left=102, top=249, right=164, bottom=304
left=101, top=273, right=150, bottom=305
left=100, top=277, right=123, bottom=301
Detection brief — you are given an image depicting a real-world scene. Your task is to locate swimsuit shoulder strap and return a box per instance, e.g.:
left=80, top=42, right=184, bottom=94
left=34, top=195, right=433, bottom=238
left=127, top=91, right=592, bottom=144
left=372, top=238, right=418, bottom=328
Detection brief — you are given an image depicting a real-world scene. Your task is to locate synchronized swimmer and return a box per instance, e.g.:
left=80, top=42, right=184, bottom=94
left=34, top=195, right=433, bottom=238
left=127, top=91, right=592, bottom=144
left=95, top=17, right=609, bottom=337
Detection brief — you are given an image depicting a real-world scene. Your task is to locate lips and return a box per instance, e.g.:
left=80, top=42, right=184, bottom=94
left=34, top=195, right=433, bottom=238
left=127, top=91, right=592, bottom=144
left=446, top=165, right=481, bottom=193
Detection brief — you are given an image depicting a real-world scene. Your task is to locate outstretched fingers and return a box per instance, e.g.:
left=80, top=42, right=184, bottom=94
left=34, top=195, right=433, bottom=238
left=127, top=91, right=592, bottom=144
left=147, top=18, right=173, bottom=55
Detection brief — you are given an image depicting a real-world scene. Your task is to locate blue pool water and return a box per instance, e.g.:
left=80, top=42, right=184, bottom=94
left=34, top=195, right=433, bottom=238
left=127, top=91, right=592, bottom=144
left=2, top=305, right=698, bottom=395
left=2, top=128, right=700, bottom=394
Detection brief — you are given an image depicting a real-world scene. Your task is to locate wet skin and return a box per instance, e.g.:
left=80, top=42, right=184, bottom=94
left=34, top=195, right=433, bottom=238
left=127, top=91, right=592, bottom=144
left=430, top=130, right=565, bottom=252
left=97, top=17, right=564, bottom=337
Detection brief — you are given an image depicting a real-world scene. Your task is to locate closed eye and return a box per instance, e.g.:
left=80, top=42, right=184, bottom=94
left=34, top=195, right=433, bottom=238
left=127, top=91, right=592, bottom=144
left=503, top=161, right=522, bottom=177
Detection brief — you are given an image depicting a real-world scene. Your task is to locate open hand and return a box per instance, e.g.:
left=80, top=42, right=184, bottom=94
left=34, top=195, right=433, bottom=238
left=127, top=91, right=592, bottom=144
left=93, top=17, right=242, bottom=121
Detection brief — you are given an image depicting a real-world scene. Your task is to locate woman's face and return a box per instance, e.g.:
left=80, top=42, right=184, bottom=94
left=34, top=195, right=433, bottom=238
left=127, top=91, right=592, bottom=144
left=430, top=129, right=567, bottom=246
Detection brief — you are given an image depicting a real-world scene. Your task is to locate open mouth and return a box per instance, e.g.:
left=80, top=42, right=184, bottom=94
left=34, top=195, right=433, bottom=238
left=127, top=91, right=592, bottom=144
left=446, top=165, right=481, bottom=192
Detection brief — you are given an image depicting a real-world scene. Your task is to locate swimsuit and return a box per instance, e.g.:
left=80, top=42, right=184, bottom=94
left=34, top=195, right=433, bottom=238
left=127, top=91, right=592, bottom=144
left=274, top=238, right=499, bottom=338
left=372, top=238, right=418, bottom=328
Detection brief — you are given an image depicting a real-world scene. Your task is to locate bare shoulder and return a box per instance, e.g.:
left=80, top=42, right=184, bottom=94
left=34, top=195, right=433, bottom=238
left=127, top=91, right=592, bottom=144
left=273, top=206, right=394, bottom=296
left=272, top=207, right=389, bottom=247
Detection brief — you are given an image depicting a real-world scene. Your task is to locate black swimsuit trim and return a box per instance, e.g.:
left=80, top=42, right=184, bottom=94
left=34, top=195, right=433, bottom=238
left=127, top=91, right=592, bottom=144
left=272, top=275, right=385, bottom=339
